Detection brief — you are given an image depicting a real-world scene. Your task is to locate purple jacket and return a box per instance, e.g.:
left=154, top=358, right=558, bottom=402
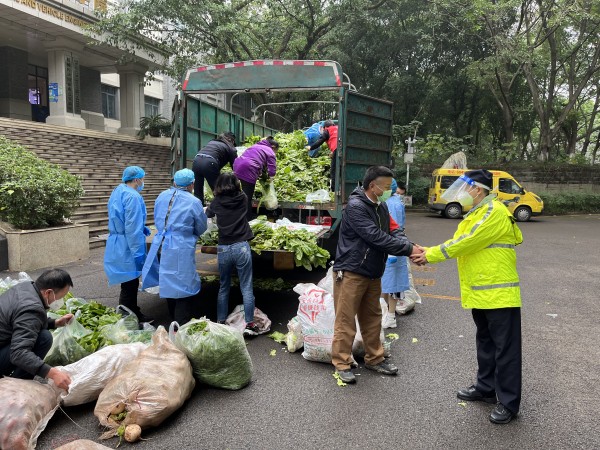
left=233, top=140, right=277, bottom=184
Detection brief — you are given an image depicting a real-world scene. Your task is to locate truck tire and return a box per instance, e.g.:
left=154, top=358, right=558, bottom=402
left=444, top=203, right=463, bottom=219
left=513, top=206, right=532, bottom=222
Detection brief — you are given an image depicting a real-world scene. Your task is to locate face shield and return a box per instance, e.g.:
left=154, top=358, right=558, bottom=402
left=441, top=174, right=490, bottom=206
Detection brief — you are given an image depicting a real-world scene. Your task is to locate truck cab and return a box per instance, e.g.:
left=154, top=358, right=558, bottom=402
left=428, top=169, right=544, bottom=222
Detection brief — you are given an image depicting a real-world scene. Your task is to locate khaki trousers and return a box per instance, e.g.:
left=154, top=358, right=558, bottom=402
left=331, top=271, right=384, bottom=370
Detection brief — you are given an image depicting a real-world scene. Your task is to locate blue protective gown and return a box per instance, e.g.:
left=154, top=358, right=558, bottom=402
left=381, top=193, right=409, bottom=294
left=141, top=187, right=207, bottom=299
left=104, top=184, right=148, bottom=285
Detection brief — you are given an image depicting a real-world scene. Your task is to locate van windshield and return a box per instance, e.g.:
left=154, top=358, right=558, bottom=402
left=441, top=176, right=459, bottom=189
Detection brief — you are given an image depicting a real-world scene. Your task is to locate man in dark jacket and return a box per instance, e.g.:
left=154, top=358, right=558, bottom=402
left=331, top=166, right=423, bottom=384
left=192, top=131, right=238, bottom=204
left=0, top=268, right=74, bottom=391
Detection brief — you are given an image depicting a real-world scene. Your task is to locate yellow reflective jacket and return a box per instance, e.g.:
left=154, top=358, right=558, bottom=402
left=426, top=196, right=523, bottom=309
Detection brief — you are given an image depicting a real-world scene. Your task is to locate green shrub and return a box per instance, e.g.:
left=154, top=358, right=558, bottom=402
left=539, top=192, right=600, bottom=215
left=0, top=136, right=84, bottom=229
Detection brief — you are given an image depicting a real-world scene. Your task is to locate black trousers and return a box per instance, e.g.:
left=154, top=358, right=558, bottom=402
left=119, top=278, right=140, bottom=315
left=240, top=180, right=256, bottom=221
left=192, top=155, right=220, bottom=205
left=330, top=149, right=337, bottom=191
left=472, top=307, right=522, bottom=414
left=167, top=296, right=195, bottom=325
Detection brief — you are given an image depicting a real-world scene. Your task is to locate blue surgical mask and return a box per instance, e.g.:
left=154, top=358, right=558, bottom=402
left=136, top=182, right=144, bottom=192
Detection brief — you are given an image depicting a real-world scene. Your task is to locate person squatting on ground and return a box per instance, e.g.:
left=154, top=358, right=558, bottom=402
left=233, top=136, right=279, bottom=221
left=141, top=169, right=207, bottom=325
left=0, top=269, right=74, bottom=391
left=331, top=166, right=424, bottom=384
left=104, top=166, right=152, bottom=323
left=205, top=173, right=259, bottom=336
left=411, top=169, right=523, bottom=424
left=192, top=131, right=238, bottom=205
left=305, top=119, right=338, bottom=191
left=381, top=178, right=412, bottom=329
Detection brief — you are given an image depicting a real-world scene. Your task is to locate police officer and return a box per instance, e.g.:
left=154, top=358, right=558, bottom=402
left=412, top=169, right=523, bottom=424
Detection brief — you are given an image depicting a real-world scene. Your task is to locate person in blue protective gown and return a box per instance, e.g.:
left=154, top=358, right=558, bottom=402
left=104, top=166, right=152, bottom=322
left=381, top=179, right=412, bottom=329
left=141, top=169, right=207, bottom=325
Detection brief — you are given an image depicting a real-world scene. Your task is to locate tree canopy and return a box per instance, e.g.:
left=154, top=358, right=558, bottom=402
left=91, top=0, right=600, bottom=164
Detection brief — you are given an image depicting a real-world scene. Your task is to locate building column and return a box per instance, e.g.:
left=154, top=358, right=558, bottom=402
left=117, top=63, right=148, bottom=136
left=44, top=39, right=86, bottom=129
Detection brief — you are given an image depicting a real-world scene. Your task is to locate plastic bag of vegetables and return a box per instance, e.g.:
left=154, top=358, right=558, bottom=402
left=259, top=179, right=278, bottom=210
left=44, top=317, right=92, bottom=366
left=94, top=327, right=194, bottom=442
left=0, top=378, right=62, bottom=450
left=170, top=319, right=253, bottom=390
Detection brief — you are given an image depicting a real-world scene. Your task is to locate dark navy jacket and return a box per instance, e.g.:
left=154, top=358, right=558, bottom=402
left=333, top=187, right=413, bottom=279
left=196, top=138, right=237, bottom=169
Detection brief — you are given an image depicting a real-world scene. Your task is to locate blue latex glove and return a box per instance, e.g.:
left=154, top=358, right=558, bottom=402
left=143, top=226, right=151, bottom=237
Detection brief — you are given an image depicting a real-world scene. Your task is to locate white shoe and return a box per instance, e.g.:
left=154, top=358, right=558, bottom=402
left=382, top=313, right=397, bottom=329
left=396, top=298, right=416, bottom=315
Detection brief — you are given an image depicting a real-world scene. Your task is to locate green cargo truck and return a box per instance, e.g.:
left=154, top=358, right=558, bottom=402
left=172, top=59, right=394, bottom=251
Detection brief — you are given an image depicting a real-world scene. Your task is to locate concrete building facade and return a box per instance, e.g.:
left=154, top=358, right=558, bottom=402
left=0, top=0, right=172, bottom=136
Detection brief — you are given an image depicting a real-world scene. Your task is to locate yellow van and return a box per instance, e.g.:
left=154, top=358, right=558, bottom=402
left=428, top=169, right=544, bottom=222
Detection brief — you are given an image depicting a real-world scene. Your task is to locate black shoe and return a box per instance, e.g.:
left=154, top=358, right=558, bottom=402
left=243, top=322, right=260, bottom=337
left=457, top=385, right=496, bottom=403
left=490, top=403, right=515, bottom=424
left=365, top=361, right=398, bottom=375
left=335, top=370, right=356, bottom=384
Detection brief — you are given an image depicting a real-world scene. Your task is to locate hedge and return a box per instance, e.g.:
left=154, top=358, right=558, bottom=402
left=0, top=136, right=84, bottom=229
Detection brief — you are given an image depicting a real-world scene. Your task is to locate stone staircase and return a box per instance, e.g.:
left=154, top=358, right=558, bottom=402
left=0, top=118, right=172, bottom=248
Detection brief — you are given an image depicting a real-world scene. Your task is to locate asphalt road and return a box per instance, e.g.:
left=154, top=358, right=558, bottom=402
left=5, top=212, right=599, bottom=450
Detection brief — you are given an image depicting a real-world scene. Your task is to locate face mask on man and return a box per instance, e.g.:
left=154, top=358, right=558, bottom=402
left=374, top=184, right=392, bottom=203
left=136, top=181, right=144, bottom=192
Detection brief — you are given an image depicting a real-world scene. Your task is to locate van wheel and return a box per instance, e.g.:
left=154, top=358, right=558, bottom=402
left=514, top=206, right=532, bottom=222
left=444, top=203, right=463, bottom=219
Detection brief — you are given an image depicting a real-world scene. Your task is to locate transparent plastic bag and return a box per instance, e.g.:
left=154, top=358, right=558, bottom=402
left=306, top=189, right=330, bottom=203
left=286, top=316, right=304, bottom=353
left=0, top=272, right=32, bottom=295
left=170, top=319, right=253, bottom=390
left=263, top=181, right=278, bottom=210
left=44, top=317, right=92, bottom=366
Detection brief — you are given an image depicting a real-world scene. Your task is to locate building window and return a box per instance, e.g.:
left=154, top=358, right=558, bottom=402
left=144, top=96, right=160, bottom=117
left=28, top=65, right=48, bottom=107
left=101, top=84, right=118, bottom=119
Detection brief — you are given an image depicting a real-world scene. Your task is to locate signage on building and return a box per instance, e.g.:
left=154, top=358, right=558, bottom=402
left=49, top=83, right=59, bottom=102
left=65, top=55, right=81, bottom=114
left=13, top=0, right=106, bottom=28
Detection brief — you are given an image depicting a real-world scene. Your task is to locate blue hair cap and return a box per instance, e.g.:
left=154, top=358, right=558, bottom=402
left=122, top=166, right=145, bottom=182
left=174, top=168, right=195, bottom=187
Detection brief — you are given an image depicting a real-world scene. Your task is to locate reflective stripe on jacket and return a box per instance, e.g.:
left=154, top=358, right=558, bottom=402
left=425, top=196, right=523, bottom=309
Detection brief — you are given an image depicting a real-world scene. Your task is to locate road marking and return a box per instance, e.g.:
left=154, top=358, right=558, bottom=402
left=413, top=278, right=436, bottom=286
left=420, top=293, right=461, bottom=301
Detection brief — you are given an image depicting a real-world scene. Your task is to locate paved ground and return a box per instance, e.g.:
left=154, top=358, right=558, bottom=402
left=4, top=212, right=599, bottom=449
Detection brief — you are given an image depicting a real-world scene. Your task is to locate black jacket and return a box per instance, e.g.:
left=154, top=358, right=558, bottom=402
left=333, top=187, right=413, bottom=279
left=0, top=282, right=55, bottom=377
left=205, top=192, right=254, bottom=245
left=196, top=138, right=237, bottom=169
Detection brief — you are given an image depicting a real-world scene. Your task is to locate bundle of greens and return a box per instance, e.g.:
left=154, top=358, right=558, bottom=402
left=172, top=319, right=253, bottom=390
left=201, top=275, right=293, bottom=291
left=46, top=298, right=152, bottom=364
left=198, top=217, right=329, bottom=270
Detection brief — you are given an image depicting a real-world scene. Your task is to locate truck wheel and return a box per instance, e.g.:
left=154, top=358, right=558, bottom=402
left=513, top=206, right=532, bottom=222
left=444, top=203, right=463, bottom=219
